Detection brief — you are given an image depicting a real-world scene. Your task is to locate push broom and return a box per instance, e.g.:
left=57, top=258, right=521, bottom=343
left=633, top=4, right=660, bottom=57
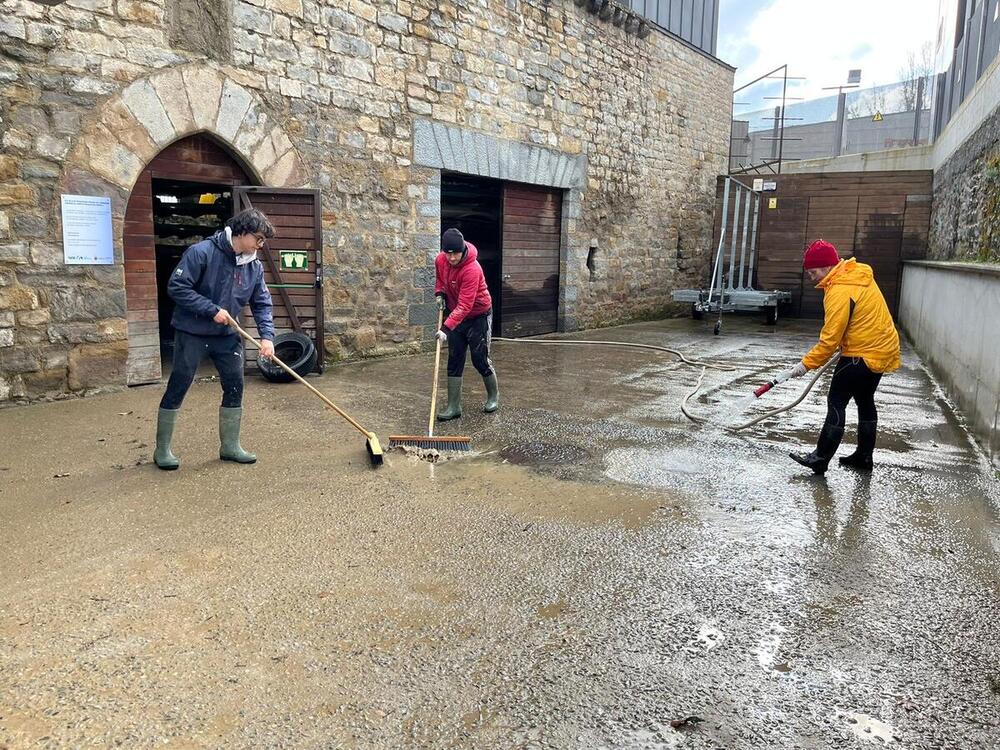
left=228, top=318, right=384, bottom=467
left=388, top=307, right=471, bottom=452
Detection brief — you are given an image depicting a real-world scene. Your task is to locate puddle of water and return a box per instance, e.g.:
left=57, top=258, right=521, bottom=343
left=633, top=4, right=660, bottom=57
left=608, top=724, right=685, bottom=749
left=695, top=622, right=724, bottom=651
left=393, top=458, right=673, bottom=530
left=843, top=711, right=899, bottom=744
left=500, top=442, right=592, bottom=466
left=752, top=622, right=787, bottom=670
left=537, top=599, right=568, bottom=619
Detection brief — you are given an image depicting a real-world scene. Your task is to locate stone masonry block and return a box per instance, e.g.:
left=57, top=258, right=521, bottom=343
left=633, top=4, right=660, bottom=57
left=182, top=66, right=225, bottom=131
left=0, top=286, right=39, bottom=311
left=0, top=244, right=29, bottom=264
left=215, top=79, right=254, bottom=141
left=68, top=340, right=128, bottom=390
left=97, top=100, right=158, bottom=166
left=120, top=78, right=175, bottom=146
left=152, top=68, right=197, bottom=136
left=84, top=124, right=143, bottom=190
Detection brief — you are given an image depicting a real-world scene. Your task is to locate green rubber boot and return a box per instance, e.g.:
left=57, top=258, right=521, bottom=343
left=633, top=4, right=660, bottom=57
left=483, top=372, right=499, bottom=413
left=154, top=407, right=180, bottom=470
left=437, top=376, right=463, bottom=421
left=219, top=407, right=257, bottom=464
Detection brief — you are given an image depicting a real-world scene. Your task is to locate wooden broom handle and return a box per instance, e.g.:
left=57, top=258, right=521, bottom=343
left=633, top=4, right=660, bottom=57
left=428, top=306, right=444, bottom=437
left=228, top=318, right=373, bottom=439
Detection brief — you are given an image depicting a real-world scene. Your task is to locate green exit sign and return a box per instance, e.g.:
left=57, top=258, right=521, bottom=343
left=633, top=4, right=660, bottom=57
left=280, top=251, right=308, bottom=271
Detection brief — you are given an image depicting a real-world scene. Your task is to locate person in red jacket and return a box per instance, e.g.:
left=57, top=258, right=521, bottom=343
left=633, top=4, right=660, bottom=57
left=434, top=228, right=499, bottom=420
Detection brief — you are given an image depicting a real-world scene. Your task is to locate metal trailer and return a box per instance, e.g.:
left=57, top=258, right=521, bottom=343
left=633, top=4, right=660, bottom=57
left=672, top=176, right=792, bottom=334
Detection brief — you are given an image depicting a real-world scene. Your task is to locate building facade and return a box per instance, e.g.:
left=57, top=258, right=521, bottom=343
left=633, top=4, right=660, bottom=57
left=928, top=0, right=1000, bottom=262
left=0, top=0, right=732, bottom=402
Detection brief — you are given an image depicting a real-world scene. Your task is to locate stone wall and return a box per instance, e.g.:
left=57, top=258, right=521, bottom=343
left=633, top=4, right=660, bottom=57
left=899, top=261, right=1000, bottom=470
left=0, top=0, right=733, bottom=403
left=929, top=96, right=1000, bottom=262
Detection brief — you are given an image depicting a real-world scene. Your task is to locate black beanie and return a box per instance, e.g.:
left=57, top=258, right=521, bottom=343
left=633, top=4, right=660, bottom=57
left=442, top=228, right=465, bottom=253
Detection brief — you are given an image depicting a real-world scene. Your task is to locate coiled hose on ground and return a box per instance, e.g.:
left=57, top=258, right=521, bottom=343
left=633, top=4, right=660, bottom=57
left=493, top=336, right=836, bottom=432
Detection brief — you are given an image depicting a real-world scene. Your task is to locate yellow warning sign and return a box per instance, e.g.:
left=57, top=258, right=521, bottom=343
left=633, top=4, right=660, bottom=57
left=872, top=111, right=884, bottom=122
left=768, top=198, right=778, bottom=209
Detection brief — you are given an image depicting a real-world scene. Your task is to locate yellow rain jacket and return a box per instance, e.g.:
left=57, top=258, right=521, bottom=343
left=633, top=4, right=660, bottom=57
left=802, top=258, right=900, bottom=374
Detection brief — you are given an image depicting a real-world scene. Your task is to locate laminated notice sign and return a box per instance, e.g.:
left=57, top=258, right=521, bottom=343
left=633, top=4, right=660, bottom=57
left=62, top=194, right=114, bottom=265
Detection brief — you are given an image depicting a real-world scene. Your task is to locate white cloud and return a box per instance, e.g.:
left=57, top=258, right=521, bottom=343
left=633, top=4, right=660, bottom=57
left=723, top=0, right=940, bottom=104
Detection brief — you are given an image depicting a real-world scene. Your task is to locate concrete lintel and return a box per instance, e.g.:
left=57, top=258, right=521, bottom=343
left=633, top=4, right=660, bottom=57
left=412, top=119, right=587, bottom=189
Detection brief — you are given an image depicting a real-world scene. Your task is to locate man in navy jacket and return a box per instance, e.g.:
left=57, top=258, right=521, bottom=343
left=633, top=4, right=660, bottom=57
left=154, top=208, right=276, bottom=470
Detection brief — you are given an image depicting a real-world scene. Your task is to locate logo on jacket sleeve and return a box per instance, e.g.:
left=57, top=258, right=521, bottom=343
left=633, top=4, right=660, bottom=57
left=175, top=268, right=183, bottom=276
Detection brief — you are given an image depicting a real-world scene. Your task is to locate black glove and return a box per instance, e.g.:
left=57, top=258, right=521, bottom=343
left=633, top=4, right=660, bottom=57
left=435, top=293, right=446, bottom=311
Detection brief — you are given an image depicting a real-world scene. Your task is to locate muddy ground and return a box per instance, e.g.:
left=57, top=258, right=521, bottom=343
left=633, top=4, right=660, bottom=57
left=1, top=318, right=998, bottom=749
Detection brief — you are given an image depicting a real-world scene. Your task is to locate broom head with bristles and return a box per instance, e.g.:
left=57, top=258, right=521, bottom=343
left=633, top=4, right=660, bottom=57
left=387, top=435, right=472, bottom=451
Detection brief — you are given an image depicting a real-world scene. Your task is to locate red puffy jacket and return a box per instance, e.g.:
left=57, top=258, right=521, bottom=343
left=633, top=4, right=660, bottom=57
left=435, top=242, right=492, bottom=330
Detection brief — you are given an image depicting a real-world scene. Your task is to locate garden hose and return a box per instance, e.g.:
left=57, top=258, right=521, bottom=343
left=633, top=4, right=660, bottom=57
left=494, top=336, right=837, bottom=432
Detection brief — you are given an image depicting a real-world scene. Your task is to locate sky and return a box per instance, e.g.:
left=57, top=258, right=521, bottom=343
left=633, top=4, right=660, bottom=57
left=719, top=0, right=942, bottom=114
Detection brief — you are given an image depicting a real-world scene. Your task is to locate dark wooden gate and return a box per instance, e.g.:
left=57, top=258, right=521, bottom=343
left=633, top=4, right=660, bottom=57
left=717, top=171, right=933, bottom=317
left=234, top=187, right=324, bottom=370
left=500, top=184, right=562, bottom=337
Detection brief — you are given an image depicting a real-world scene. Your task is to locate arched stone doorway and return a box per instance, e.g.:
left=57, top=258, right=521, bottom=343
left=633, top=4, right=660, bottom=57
left=58, top=63, right=312, bottom=388
left=124, top=134, right=255, bottom=384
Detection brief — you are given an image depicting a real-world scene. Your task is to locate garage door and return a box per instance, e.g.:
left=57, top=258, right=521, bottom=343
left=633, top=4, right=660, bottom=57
left=501, top=184, right=562, bottom=337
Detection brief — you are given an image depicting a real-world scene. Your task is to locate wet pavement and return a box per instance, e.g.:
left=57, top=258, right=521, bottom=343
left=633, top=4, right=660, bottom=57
left=1, top=317, right=998, bottom=749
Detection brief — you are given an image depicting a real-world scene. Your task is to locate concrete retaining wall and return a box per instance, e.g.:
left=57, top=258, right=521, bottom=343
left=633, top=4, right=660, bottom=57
left=899, top=261, right=1000, bottom=468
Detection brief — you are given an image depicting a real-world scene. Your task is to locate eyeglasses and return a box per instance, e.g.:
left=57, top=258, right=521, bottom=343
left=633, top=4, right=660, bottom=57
left=253, top=233, right=267, bottom=246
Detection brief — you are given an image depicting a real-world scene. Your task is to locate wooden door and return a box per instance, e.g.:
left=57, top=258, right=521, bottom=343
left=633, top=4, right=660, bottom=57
left=500, top=184, right=562, bottom=337
left=234, top=187, right=324, bottom=371
left=800, top=195, right=860, bottom=318
left=853, top=196, right=905, bottom=316
left=755, top=196, right=809, bottom=315
left=124, top=134, right=251, bottom=385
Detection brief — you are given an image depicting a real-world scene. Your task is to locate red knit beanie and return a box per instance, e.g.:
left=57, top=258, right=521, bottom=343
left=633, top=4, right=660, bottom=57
left=803, top=240, right=840, bottom=270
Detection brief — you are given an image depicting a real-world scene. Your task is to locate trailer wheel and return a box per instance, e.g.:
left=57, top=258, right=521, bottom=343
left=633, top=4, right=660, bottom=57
left=764, top=306, right=778, bottom=326
left=691, top=304, right=704, bottom=320
left=258, top=332, right=318, bottom=383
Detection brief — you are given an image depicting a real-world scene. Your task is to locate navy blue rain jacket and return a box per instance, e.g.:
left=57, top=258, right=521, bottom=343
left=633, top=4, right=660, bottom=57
left=168, top=230, right=275, bottom=340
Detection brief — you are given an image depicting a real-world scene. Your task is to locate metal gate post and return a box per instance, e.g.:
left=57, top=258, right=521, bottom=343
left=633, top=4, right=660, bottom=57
left=737, top=187, right=752, bottom=289
left=746, top=193, right=761, bottom=289
left=728, top=186, right=742, bottom=292
left=709, top=177, right=731, bottom=306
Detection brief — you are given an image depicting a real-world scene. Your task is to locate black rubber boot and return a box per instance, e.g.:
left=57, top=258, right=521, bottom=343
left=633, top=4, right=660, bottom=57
left=483, top=373, right=499, bottom=413
left=154, top=407, right=180, bottom=470
left=840, top=420, right=877, bottom=471
left=219, top=407, right=257, bottom=464
left=437, top=377, right=463, bottom=421
left=790, top=424, right=845, bottom=474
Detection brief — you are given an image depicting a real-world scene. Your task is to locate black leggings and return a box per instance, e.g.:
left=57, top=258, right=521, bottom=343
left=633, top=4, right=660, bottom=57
left=825, top=356, right=882, bottom=429
left=446, top=310, right=494, bottom=378
left=160, top=330, right=245, bottom=409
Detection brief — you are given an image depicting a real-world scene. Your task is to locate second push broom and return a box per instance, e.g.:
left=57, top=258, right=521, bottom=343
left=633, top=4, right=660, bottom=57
left=228, top=318, right=384, bottom=467
left=388, top=306, right=471, bottom=452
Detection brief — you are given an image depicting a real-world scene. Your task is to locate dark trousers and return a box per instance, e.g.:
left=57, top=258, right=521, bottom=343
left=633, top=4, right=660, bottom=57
left=824, top=356, right=882, bottom=429
left=160, top=330, right=244, bottom=409
left=446, top=310, right=494, bottom=378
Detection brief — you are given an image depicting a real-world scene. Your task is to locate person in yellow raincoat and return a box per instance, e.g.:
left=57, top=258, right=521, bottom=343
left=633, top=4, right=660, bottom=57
left=788, top=239, right=901, bottom=474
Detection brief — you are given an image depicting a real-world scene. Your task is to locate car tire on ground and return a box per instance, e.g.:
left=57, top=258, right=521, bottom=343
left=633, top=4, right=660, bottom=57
left=257, top=332, right=318, bottom=383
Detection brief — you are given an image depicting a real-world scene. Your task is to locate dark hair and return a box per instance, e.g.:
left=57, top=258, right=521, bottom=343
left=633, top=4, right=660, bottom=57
left=227, top=208, right=276, bottom=239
